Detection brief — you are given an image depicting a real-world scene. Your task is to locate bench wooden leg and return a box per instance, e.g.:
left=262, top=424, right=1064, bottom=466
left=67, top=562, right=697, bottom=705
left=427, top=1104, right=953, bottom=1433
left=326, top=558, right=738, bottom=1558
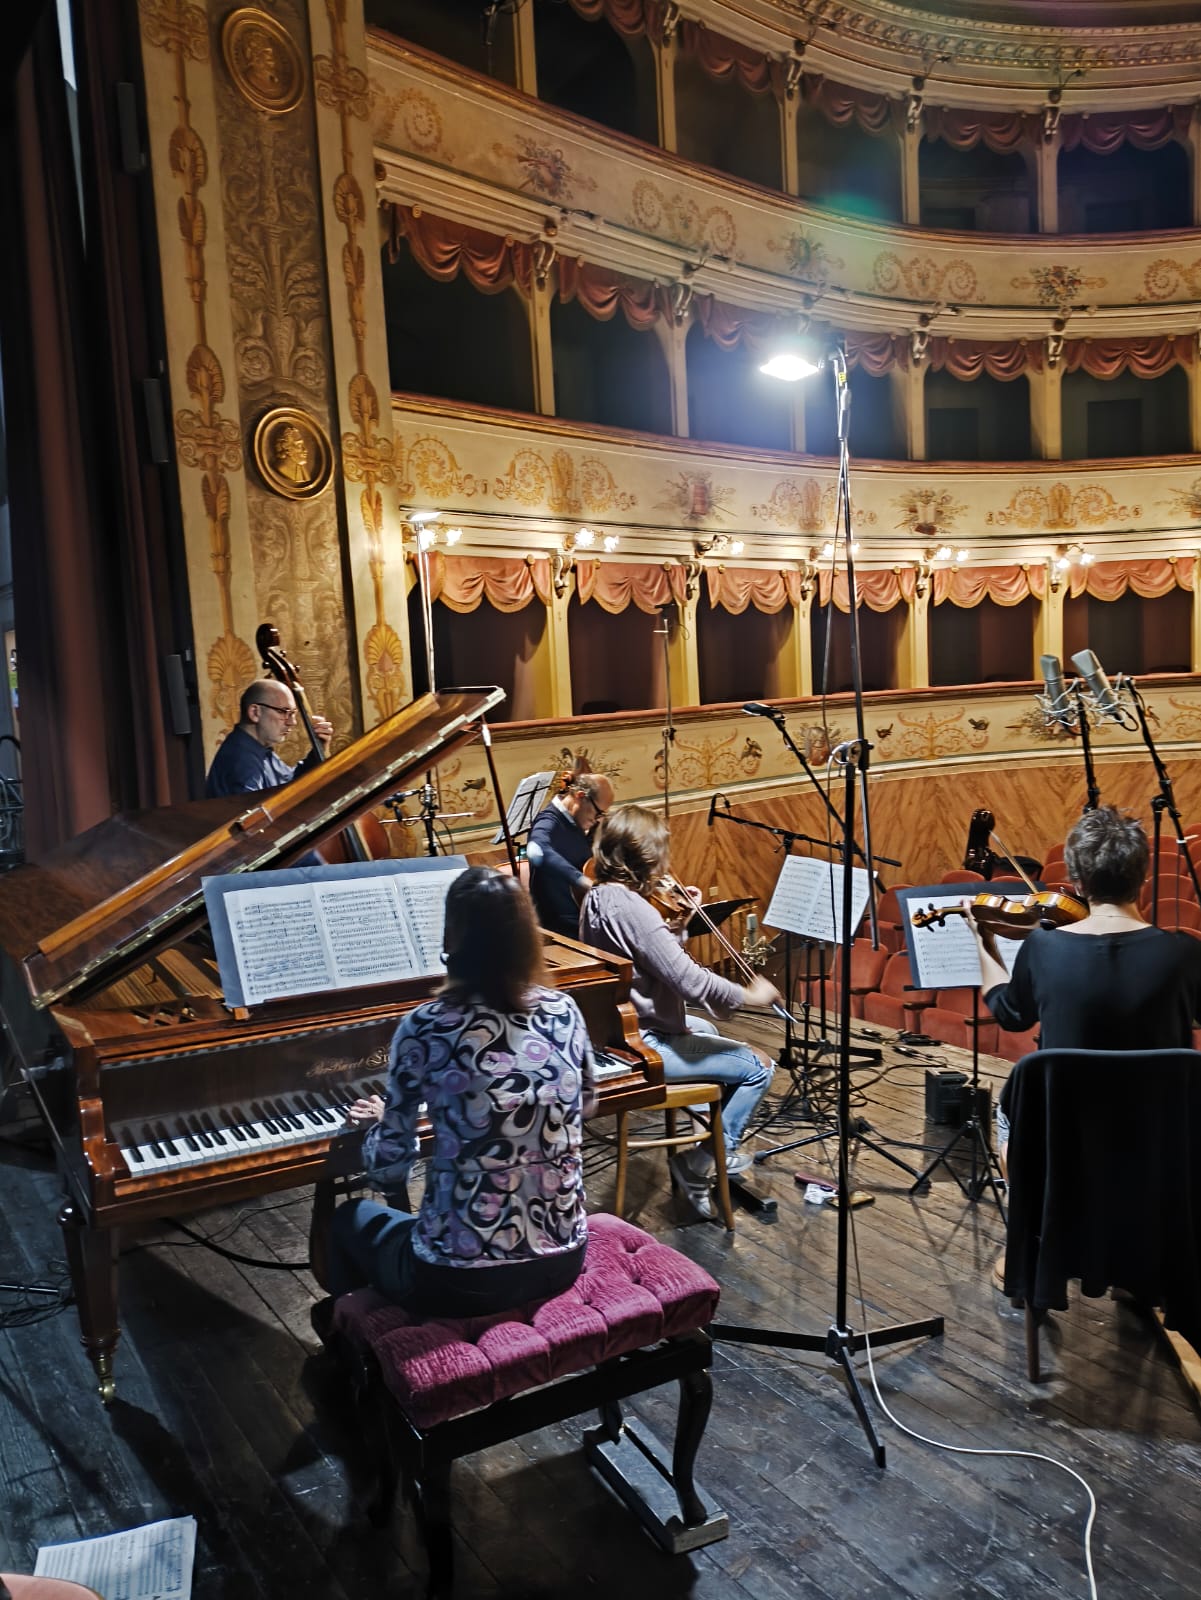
left=673, top=1359, right=713, bottom=1526
left=708, top=1102, right=736, bottom=1233
left=416, top=1461, right=454, bottom=1600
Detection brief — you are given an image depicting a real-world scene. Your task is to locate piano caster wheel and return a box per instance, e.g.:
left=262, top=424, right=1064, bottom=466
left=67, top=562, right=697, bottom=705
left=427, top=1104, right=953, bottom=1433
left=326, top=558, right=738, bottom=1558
left=94, top=1352, right=116, bottom=1406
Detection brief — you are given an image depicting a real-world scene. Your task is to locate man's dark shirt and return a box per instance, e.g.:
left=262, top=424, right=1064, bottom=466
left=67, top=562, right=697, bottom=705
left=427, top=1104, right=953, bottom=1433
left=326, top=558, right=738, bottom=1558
left=205, top=725, right=319, bottom=798
left=985, top=923, right=1201, bottom=1050
left=528, top=799, right=590, bottom=939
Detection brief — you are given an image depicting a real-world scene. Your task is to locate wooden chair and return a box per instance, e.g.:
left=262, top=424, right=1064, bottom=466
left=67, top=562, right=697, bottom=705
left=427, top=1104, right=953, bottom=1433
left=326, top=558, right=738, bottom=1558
left=609, top=1083, right=736, bottom=1231
left=1000, top=1047, right=1201, bottom=1382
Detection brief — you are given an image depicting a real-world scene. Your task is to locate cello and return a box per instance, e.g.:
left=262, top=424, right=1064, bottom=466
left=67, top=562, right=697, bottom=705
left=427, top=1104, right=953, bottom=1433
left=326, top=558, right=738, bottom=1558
left=255, top=622, right=390, bottom=864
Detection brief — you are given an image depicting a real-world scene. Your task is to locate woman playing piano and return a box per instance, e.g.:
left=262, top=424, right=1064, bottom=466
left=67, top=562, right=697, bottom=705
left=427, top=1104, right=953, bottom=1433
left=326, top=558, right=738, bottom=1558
left=321, top=867, right=597, bottom=1318
left=579, top=804, right=779, bottom=1218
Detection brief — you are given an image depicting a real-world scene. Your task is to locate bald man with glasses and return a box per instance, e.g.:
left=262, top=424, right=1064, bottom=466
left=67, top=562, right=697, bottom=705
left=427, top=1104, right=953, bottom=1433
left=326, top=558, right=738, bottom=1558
left=205, top=678, right=334, bottom=798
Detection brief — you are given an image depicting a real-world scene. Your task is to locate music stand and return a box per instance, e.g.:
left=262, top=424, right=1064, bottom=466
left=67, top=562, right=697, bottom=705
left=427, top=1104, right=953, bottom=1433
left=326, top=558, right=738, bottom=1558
left=898, top=887, right=1011, bottom=1223
left=494, top=770, right=555, bottom=850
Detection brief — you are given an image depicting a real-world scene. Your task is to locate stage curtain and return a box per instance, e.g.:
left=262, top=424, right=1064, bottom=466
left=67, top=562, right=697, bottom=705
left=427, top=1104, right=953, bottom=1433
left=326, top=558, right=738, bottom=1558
left=933, top=565, right=1033, bottom=607
left=1061, top=336, right=1194, bottom=379
left=1070, top=558, right=1195, bottom=601
left=565, top=0, right=664, bottom=38
left=928, top=337, right=1036, bottom=381
left=692, top=294, right=777, bottom=350
left=818, top=567, right=907, bottom=613
left=414, top=553, right=548, bottom=613
left=706, top=565, right=801, bottom=614
left=1059, top=105, right=1192, bottom=154
left=845, top=329, right=908, bottom=374
left=576, top=559, right=677, bottom=613
left=801, top=72, right=900, bottom=137
left=387, top=204, right=532, bottom=294
left=557, top=256, right=664, bottom=330
left=677, top=20, right=782, bottom=96
left=922, top=105, right=1039, bottom=153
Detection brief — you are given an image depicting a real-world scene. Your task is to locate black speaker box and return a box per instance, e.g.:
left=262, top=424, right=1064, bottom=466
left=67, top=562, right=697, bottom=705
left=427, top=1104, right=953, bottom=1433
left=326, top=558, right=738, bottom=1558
left=924, top=1069, right=991, bottom=1126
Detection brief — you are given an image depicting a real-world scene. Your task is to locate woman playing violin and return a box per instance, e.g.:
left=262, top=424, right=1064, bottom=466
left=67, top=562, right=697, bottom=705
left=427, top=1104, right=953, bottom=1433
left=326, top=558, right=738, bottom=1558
left=579, top=804, right=780, bottom=1218
left=970, top=806, right=1201, bottom=1222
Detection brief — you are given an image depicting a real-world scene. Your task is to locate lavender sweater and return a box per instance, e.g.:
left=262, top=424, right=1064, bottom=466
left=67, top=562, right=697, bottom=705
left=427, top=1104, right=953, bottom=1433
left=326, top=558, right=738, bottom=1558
left=579, top=881, right=746, bottom=1035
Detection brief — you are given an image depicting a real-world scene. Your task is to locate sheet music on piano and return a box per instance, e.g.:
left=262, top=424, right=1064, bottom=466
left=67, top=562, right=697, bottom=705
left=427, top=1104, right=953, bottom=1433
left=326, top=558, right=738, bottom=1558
left=204, top=857, right=467, bottom=1008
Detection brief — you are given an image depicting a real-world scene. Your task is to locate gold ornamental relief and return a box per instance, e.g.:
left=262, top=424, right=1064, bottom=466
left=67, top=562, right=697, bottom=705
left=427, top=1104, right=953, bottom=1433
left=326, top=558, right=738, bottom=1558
left=986, top=483, right=1141, bottom=531
left=253, top=407, right=334, bottom=500
left=221, top=8, right=305, bottom=116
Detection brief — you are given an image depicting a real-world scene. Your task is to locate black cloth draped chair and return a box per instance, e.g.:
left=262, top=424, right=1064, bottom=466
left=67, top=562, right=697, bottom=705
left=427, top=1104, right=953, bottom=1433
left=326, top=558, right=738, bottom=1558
left=1000, top=1047, right=1201, bottom=1381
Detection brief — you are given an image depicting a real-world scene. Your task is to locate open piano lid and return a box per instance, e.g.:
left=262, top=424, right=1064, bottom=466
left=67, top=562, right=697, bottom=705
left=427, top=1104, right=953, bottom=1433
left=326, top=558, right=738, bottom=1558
left=0, top=688, right=504, bottom=1010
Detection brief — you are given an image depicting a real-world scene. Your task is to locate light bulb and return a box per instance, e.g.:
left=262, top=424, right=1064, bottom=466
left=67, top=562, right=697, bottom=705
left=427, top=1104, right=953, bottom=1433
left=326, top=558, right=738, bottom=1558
left=576, top=528, right=595, bottom=547
left=730, top=540, right=745, bottom=556
left=603, top=535, right=619, bottom=552
left=445, top=527, right=462, bottom=545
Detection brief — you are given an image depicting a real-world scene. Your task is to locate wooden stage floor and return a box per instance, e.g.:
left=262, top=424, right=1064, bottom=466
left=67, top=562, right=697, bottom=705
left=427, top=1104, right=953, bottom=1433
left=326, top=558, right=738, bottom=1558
left=1, top=1019, right=1199, bottom=1599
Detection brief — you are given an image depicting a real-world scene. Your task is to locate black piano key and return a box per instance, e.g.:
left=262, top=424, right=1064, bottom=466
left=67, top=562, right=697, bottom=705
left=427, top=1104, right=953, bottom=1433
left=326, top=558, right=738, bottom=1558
left=154, top=1121, right=180, bottom=1156
left=268, top=1098, right=304, bottom=1133
left=186, top=1116, right=211, bottom=1150
left=174, top=1121, right=199, bottom=1152
left=227, top=1107, right=251, bottom=1141
left=142, top=1125, right=164, bottom=1159
left=200, top=1113, right=229, bottom=1146
left=123, top=1136, right=144, bottom=1164
left=251, top=1101, right=280, bottom=1135
left=302, top=1094, right=337, bottom=1126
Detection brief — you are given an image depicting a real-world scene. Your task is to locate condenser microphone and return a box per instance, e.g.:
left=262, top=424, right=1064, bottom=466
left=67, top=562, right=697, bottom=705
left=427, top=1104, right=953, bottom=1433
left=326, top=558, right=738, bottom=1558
left=743, top=701, right=784, bottom=721
left=1071, top=648, right=1125, bottom=723
left=1038, top=655, right=1075, bottom=733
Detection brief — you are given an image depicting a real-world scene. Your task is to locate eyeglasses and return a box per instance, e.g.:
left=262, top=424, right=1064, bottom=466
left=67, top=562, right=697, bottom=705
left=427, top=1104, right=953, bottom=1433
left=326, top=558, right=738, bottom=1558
left=250, top=701, right=298, bottom=720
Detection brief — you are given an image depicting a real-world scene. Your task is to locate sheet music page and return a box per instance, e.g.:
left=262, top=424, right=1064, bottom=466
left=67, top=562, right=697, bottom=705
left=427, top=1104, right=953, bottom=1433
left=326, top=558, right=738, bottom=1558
left=494, top=770, right=554, bottom=844
left=312, top=877, right=423, bottom=986
left=35, top=1515, right=196, bottom=1599
left=226, top=881, right=335, bottom=1005
left=393, top=866, right=466, bottom=972
left=764, top=855, right=871, bottom=945
left=210, top=858, right=468, bottom=1006
left=900, top=889, right=1022, bottom=990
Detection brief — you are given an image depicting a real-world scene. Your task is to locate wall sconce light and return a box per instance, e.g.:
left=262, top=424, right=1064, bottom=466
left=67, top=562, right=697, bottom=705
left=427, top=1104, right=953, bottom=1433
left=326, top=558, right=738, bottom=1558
left=1048, top=542, right=1094, bottom=592
left=603, top=534, right=620, bottom=553
left=913, top=557, right=933, bottom=599
left=694, top=533, right=730, bottom=559
left=730, top=539, right=745, bottom=557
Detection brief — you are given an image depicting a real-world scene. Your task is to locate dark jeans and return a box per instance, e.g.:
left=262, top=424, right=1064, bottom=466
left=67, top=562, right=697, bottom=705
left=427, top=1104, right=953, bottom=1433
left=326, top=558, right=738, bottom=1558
left=328, top=1197, right=586, bottom=1317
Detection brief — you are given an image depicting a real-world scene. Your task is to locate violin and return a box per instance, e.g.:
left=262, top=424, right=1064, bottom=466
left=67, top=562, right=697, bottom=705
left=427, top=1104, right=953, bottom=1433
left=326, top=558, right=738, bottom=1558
left=255, top=622, right=390, bottom=865
left=648, top=875, right=699, bottom=929
left=911, top=890, right=1087, bottom=940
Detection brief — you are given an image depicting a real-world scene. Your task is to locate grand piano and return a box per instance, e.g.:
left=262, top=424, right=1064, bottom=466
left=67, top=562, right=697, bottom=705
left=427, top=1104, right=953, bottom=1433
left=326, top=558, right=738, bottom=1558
left=0, top=690, right=662, bottom=1398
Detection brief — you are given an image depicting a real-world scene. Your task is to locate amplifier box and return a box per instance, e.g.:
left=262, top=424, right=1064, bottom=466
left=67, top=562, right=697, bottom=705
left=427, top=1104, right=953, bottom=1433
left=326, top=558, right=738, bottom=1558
left=924, top=1069, right=991, bottom=1126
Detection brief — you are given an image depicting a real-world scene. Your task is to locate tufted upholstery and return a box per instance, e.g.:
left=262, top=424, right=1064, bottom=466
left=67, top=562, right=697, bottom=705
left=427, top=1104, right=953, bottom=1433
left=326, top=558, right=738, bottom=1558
left=330, top=1212, right=720, bottom=1430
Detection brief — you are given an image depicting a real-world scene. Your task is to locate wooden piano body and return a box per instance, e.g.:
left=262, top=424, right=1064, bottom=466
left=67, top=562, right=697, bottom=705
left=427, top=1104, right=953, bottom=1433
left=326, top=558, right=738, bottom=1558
left=0, top=691, right=662, bottom=1399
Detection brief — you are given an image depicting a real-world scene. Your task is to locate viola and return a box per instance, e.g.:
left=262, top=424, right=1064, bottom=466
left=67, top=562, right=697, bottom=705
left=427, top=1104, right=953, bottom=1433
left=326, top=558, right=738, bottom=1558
left=911, top=890, right=1087, bottom=940
left=647, top=875, right=699, bottom=928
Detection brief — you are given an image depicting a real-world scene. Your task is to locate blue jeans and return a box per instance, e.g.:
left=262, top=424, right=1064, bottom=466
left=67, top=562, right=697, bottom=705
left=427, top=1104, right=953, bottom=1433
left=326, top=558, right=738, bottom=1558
left=327, top=1198, right=585, bottom=1314
left=641, top=1016, right=774, bottom=1149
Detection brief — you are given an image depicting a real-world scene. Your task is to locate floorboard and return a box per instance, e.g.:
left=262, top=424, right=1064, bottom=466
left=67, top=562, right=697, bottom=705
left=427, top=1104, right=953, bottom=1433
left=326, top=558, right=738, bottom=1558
left=1, top=1019, right=1197, bottom=1599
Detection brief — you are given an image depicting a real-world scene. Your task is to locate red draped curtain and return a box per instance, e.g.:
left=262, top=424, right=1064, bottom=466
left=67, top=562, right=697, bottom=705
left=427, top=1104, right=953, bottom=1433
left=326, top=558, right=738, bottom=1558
left=557, top=256, right=666, bottom=330
left=677, top=20, right=783, bottom=96
left=575, top=560, right=685, bottom=613
left=706, top=566, right=803, bottom=614
left=387, top=205, right=533, bottom=294
left=927, top=337, right=1038, bottom=381
left=801, top=73, right=900, bottom=137
left=933, top=566, right=1036, bottom=607
left=819, top=568, right=913, bottom=613
left=1067, top=558, right=1194, bottom=601
left=922, top=105, right=1040, bottom=153
left=412, top=553, right=552, bottom=612
left=1062, top=337, right=1194, bottom=379
left=1059, top=105, right=1193, bottom=155
left=564, top=0, right=665, bottom=37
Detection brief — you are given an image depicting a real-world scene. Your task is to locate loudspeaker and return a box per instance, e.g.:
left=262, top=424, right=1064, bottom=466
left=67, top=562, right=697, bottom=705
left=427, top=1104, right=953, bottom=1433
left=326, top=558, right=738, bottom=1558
left=925, top=1069, right=990, bottom=1126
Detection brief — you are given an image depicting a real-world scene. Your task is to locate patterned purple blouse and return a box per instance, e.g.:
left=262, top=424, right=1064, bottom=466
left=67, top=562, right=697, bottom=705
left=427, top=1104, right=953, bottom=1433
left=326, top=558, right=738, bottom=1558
left=361, top=986, right=596, bottom=1268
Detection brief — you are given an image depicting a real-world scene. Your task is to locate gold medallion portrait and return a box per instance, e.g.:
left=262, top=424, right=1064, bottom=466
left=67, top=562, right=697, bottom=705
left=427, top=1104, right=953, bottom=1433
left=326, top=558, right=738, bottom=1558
left=252, top=407, right=334, bottom=500
left=221, top=8, right=305, bottom=116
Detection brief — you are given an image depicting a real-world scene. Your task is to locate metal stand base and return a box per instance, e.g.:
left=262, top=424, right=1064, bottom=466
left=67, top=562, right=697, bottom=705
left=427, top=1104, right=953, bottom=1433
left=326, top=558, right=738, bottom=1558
left=910, top=1114, right=1007, bottom=1226
left=708, top=1315, right=945, bottom=1468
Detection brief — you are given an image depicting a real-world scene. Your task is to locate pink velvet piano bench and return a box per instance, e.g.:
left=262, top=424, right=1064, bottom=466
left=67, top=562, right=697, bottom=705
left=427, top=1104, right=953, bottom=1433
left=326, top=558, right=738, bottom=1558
left=324, top=1212, right=729, bottom=1597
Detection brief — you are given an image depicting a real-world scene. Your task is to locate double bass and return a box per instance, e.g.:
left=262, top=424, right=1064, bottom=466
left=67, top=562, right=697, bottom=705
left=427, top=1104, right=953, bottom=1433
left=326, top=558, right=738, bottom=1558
left=255, top=622, right=389, bottom=864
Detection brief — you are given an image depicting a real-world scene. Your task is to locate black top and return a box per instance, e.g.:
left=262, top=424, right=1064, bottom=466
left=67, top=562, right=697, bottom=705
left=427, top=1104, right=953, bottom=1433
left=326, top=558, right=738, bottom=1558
left=985, top=923, right=1201, bottom=1049
left=527, top=800, right=591, bottom=939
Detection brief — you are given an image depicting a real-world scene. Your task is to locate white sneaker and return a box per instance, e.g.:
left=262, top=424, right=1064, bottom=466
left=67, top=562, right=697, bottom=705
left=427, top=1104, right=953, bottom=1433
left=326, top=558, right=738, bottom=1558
left=725, top=1146, right=756, bottom=1176
left=668, top=1152, right=714, bottom=1219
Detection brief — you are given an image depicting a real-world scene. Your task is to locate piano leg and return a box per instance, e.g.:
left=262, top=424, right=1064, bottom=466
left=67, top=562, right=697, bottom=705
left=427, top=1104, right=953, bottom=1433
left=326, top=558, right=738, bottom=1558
left=58, top=1198, right=120, bottom=1404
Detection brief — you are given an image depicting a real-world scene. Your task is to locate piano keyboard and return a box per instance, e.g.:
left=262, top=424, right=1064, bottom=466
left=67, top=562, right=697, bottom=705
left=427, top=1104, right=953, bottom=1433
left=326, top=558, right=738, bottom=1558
left=592, top=1048, right=636, bottom=1083
left=112, top=1080, right=386, bottom=1176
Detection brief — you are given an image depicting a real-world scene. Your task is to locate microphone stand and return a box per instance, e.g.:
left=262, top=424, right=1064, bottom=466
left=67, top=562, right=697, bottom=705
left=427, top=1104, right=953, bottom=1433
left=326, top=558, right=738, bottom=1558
left=1074, top=682, right=1102, bottom=813
left=1127, top=679, right=1201, bottom=920
left=711, top=347, right=943, bottom=1468
left=656, top=611, right=676, bottom=822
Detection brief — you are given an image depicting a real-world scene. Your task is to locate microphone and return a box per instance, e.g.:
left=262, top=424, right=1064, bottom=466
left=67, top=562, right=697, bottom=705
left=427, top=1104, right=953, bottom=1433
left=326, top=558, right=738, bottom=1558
left=743, top=701, right=784, bottom=722
left=1038, top=655, right=1076, bottom=733
left=1071, top=648, right=1126, bottom=724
